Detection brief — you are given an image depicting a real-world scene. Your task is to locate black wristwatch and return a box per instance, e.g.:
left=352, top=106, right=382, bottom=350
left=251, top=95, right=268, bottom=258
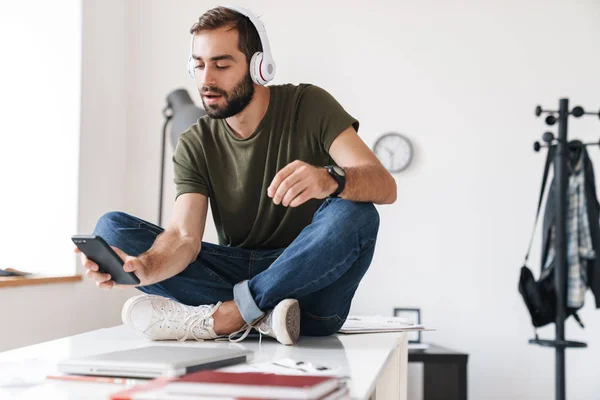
left=325, top=165, right=346, bottom=197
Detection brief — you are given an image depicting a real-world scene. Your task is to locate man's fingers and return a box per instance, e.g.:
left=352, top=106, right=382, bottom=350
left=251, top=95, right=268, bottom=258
left=274, top=170, right=305, bottom=205
left=123, top=261, right=134, bottom=272
left=78, top=251, right=95, bottom=269
left=97, top=280, right=115, bottom=290
left=108, top=246, right=138, bottom=272
left=289, top=190, right=312, bottom=208
left=268, top=161, right=301, bottom=197
left=86, top=269, right=111, bottom=282
left=123, top=258, right=141, bottom=273
left=281, top=181, right=309, bottom=207
left=79, top=245, right=138, bottom=289
left=110, top=246, right=139, bottom=272
left=82, top=258, right=99, bottom=272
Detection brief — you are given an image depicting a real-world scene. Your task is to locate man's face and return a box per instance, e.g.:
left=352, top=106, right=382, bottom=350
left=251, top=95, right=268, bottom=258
left=192, top=26, right=254, bottom=119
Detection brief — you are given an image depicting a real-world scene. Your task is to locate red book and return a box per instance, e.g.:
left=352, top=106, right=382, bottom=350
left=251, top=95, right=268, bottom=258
left=110, top=378, right=348, bottom=400
left=167, top=371, right=340, bottom=399
left=110, top=378, right=173, bottom=400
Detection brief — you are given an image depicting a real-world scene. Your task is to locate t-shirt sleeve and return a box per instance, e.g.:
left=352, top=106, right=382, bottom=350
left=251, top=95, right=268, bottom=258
left=296, top=85, right=359, bottom=153
left=172, top=135, right=210, bottom=199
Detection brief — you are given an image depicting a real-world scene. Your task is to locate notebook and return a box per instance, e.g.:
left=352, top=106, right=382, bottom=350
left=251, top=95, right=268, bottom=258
left=166, top=371, right=341, bottom=399
left=110, top=376, right=349, bottom=400
left=337, top=315, right=427, bottom=334
left=57, top=346, right=252, bottom=379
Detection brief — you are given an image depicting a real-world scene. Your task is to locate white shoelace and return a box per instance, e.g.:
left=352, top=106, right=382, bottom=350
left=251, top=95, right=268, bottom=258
left=149, top=297, right=273, bottom=344
left=225, top=317, right=270, bottom=345
left=179, top=301, right=222, bottom=341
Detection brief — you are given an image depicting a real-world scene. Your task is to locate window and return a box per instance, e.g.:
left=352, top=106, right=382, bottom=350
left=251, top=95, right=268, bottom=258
left=0, top=1, right=81, bottom=276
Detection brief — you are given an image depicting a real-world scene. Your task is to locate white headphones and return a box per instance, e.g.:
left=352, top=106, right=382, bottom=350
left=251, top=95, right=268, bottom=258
left=187, top=5, right=276, bottom=85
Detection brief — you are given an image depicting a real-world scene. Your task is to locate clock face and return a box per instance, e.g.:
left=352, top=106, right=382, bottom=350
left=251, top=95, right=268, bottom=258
left=373, top=133, right=413, bottom=173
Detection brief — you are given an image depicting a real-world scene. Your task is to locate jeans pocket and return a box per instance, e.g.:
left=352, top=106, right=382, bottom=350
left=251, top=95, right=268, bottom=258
left=301, top=311, right=346, bottom=336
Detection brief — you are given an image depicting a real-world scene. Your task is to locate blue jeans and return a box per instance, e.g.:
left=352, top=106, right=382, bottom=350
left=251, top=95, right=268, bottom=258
left=93, top=198, right=379, bottom=336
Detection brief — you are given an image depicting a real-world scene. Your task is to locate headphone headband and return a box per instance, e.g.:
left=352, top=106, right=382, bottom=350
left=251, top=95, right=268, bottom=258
left=220, top=5, right=273, bottom=63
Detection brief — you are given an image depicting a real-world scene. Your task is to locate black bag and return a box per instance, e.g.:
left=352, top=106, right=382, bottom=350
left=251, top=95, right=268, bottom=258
left=519, top=263, right=559, bottom=327
left=518, top=146, right=583, bottom=329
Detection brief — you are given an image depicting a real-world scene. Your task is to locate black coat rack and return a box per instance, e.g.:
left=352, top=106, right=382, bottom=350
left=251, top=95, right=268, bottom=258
left=532, top=98, right=600, bottom=400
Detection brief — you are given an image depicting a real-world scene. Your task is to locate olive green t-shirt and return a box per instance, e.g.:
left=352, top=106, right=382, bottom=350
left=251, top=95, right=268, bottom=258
left=172, top=83, right=359, bottom=249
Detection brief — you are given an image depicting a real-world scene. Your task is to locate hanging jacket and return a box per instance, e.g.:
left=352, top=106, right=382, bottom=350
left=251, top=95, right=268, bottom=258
left=541, top=141, right=600, bottom=309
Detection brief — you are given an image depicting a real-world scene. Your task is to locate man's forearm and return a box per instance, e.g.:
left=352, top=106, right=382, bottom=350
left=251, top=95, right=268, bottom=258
left=339, top=165, right=397, bottom=204
left=137, top=229, right=201, bottom=285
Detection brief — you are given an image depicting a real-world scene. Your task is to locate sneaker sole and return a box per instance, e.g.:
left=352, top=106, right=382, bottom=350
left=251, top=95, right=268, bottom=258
left=271, top=299, right=301, bottom=345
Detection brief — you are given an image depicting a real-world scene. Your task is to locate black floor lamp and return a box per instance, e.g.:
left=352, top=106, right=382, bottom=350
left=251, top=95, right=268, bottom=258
left=159, top=88, right=206, bottom=226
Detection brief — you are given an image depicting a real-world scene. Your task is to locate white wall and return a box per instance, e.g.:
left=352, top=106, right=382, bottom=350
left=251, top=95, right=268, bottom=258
left=1, top=0, right=135, bottom=353
left=4, top=0, right=598, bottom=398
left=122, top=1, right=600, bottom=399
left=0, top=1, right=80, bottom=277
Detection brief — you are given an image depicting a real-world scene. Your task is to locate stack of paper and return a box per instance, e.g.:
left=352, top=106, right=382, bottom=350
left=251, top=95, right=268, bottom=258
left=338, top=315, right=426, bottom=334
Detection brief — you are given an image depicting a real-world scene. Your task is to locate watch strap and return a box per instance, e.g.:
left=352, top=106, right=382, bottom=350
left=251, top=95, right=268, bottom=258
left=326, top=166, right=345, bottom=197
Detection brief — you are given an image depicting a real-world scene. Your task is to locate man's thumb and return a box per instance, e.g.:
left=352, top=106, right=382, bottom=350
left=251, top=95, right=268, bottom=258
left=123, top=260, right=135, bottom=272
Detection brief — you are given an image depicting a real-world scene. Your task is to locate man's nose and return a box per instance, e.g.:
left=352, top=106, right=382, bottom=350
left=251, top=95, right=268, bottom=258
left=199, top=67, right=216, bottom=87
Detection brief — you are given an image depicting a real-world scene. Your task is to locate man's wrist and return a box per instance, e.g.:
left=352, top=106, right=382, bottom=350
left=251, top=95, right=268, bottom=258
left=323, top=168, right=339, bottom=196
left=324, top=165, right=346, bottom=197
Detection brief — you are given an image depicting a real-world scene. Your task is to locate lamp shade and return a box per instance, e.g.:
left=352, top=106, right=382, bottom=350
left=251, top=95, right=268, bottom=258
left=166, top=88, right=206, bottom=148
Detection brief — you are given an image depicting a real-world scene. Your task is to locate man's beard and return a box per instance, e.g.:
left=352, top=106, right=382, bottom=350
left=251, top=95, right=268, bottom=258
left=200, top=72, right=255, bottom=119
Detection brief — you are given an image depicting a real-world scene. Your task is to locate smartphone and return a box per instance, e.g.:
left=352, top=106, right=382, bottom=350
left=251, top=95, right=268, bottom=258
left=72, top=235, right=140, bottom=285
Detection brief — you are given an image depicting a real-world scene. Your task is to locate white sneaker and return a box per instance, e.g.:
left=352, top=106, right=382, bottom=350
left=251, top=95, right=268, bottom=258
left=254, top=299, right=301, bottom=346
left=121, top=294, right=222, bottom=341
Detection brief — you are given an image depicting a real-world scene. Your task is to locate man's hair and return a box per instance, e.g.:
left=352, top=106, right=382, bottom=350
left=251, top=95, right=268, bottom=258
left=189, top=7, right=263, bottom=65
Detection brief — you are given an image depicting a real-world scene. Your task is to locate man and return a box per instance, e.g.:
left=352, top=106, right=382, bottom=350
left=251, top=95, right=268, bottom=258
left=77, top=6, right=396, bottom=346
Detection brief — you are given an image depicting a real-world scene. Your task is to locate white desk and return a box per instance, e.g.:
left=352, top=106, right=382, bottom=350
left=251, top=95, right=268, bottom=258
left=0, top=325, right=407, bottom=400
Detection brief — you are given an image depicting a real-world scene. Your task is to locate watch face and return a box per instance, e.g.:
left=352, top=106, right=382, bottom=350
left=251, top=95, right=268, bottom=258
left=332, top=166, right=345, bottom=176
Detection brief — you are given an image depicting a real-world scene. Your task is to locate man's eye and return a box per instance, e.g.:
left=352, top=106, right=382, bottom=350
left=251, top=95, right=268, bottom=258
left=216, top=65, right=230, bottom=70
left=195, top=64, right=205, bottom=70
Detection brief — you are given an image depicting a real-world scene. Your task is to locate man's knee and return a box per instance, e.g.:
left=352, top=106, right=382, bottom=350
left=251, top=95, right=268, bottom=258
left=330, top=200, right=380, bottom=239
left=95, top=211, right=132, bottom=233
left=355, top=202, right=380, bottom=236
left=93, top=211, right=140, bottom=243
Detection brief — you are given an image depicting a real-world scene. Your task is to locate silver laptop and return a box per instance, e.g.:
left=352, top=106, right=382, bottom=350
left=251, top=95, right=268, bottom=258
left=57, top=345, right=252, bottom=379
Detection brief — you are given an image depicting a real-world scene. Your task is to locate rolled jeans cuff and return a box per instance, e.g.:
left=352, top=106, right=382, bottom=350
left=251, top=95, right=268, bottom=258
left=233, top=280, right=264, bottom=324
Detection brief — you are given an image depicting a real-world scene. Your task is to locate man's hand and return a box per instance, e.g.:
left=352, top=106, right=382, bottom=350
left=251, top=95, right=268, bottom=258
left=75, top=246, right=154, bottom=289
left=267, top=160, right=338, bottom=207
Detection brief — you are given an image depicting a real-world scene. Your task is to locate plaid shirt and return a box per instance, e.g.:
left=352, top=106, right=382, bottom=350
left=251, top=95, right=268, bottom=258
left=544, top=153, right=595, bottom=308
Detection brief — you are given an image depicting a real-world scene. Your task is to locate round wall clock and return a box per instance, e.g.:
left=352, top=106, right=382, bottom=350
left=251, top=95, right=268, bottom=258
left=373, top=132, right=413, bottom=173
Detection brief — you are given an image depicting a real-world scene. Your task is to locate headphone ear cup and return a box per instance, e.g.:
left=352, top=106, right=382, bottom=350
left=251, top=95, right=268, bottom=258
left=250, top=52, right=267, bottom=85
left=261, top=58, right=275, bottom=83
left=187, top=34, right=196, bottom=79
left=188, top=55, right=195, bottom=79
